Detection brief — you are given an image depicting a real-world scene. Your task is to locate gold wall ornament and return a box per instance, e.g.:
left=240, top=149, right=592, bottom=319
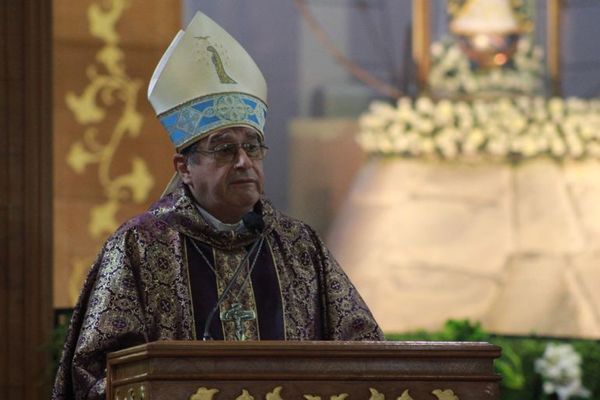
left=190, top=387, right=220, bottom=400
left=64, top=0, right=154, bottom=300
left=66, top=0, right=153, bottom=238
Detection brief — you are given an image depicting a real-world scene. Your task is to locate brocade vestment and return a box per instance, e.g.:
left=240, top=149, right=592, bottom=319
left=52, top=184, right=383, bottom=400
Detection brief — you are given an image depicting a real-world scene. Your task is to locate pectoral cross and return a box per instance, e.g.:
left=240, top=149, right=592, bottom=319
left=220, top=303, right=256, bottom=340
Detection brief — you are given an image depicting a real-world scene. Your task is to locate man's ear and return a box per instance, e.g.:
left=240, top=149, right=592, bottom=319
left=173, top=153, right=192, bottom=184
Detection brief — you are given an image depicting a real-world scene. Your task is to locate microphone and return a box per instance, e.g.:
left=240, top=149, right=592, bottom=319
left=202, top=212, right=265, bottom=340
left=242, top=211, right=265, bottom=233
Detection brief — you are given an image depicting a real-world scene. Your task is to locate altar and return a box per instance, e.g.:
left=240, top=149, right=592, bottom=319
left=290, top=117, right=600, bottom=338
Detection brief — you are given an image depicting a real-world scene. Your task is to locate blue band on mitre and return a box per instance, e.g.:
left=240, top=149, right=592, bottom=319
left=159, top=93, right=267, bottom=150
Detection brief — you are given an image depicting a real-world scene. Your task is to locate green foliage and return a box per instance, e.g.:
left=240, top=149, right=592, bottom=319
left=385, top=319, right=487, bottom=341
left=385, top=319, right=600, bottom=400
left=47, top=311, right=72, bottom=381
left=573, top=340, right=600, bottom=397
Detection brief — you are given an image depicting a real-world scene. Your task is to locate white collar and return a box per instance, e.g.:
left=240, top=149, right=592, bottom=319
left=195, top=204, right=245, bottom=232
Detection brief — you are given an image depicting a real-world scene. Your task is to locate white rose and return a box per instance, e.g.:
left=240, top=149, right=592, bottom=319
left=439, top=140, right=458, bottom=159
left=392, top=135, right=409, bottom=153
left=417, top=118, right=435, bottom=134
left=389, top=122, right=405, bottom=139
left=536, top=135, right=549, bottom=152
left=435, top=100, right=454, bottom=125
left=458, top=114, right=474, bottom=131
left=508, top=115, right=527, bottom=134
left=521, top=137, right=538, bottom=157
left=446, top=46, right=462, bottom=62
left=416, top=96, right=434, bottom=114
left=543, top=122, right=559, bottom=137
left=487, top=138, right=509, bottom=156
left=359, top=114, right=386, bottom=130
left=379, top=137, right=395, bottom=154
left=370, top=101, right=397, bottom=120
left=397, top=97, right=412, bottom=111
left=421, top=138, right=436, bottom=155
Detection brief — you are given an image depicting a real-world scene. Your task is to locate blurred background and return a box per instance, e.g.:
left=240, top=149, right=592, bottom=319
left=52, top=0, right=600, bottom=335
left=4, top=0, right=600, bottom=398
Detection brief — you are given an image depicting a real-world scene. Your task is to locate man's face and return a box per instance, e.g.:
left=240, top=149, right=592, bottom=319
left=174, top=127, right=266, bottom=223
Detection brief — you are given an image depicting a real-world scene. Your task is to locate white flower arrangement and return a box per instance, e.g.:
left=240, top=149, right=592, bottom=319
left=429, top=36, right=545, bottom=96
left=357, top=96, right=600, bottom=161
left=535, top=343, right=590, bottom=400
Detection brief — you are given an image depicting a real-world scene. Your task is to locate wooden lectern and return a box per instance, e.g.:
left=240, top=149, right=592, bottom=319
left=107, top=341, right=501, bottom=400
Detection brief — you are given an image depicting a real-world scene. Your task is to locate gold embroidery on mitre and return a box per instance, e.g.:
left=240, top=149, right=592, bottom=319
left=193, top=36, right=237, bottom=84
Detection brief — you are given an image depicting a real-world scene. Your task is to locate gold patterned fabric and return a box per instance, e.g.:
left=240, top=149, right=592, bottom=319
left=52, top=183, right=383, bottom=400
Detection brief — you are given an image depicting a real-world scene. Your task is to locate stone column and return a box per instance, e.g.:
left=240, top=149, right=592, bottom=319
left=0, top=1, right=54, bottom=399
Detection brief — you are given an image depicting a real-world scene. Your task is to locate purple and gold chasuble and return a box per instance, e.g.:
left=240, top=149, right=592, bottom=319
left=53, top=184, right=383, bottom=400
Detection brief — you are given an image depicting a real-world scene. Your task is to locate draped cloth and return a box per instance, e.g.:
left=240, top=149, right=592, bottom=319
left=52, top=184, right=383, bottom=400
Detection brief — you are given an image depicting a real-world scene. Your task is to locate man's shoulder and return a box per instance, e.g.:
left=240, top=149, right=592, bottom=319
left=272, top=208, right=311, bottom=231
left=111, top=208, right=173, bottom=241
left=270, top=207, right=321, bottom=243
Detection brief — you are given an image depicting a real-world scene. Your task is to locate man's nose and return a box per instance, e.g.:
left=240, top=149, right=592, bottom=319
left=233, top=146, right=253, bottom=168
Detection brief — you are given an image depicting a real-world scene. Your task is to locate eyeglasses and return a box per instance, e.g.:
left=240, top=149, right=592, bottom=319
left=192, top=142, right=269, bottom=163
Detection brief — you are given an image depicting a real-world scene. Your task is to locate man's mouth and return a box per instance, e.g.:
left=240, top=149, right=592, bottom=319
left=230, top=178, right=256, bottom=185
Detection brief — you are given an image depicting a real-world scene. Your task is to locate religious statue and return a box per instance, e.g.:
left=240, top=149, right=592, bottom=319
left=448, top=0, right=527, bottom=69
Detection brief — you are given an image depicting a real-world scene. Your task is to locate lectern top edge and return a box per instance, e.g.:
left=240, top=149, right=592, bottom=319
left=107, top=340, right=502, bottom=360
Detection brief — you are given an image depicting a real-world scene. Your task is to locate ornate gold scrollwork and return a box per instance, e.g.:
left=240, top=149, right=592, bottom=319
left=235, top=389, right=255, bottom=400
left=368, top=388, right=386, bottom=400
left=432, top=389, right=460, bottom=400
left=369, top=388, right=416, bottom=400
left=397, top=389, right=415, bottom=400
left=188, top=386, right=460, bottom=400
left=65, top=0, right=154, bottom=303
left=190, top=387, right=220, bottom=400
left=266, top=386, right=284, bottom=400
left=304, top=394, right=348, bottom=400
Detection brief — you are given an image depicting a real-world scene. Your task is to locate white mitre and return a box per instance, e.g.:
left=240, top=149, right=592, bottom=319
left=148, top=11, right=268, bottom=151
